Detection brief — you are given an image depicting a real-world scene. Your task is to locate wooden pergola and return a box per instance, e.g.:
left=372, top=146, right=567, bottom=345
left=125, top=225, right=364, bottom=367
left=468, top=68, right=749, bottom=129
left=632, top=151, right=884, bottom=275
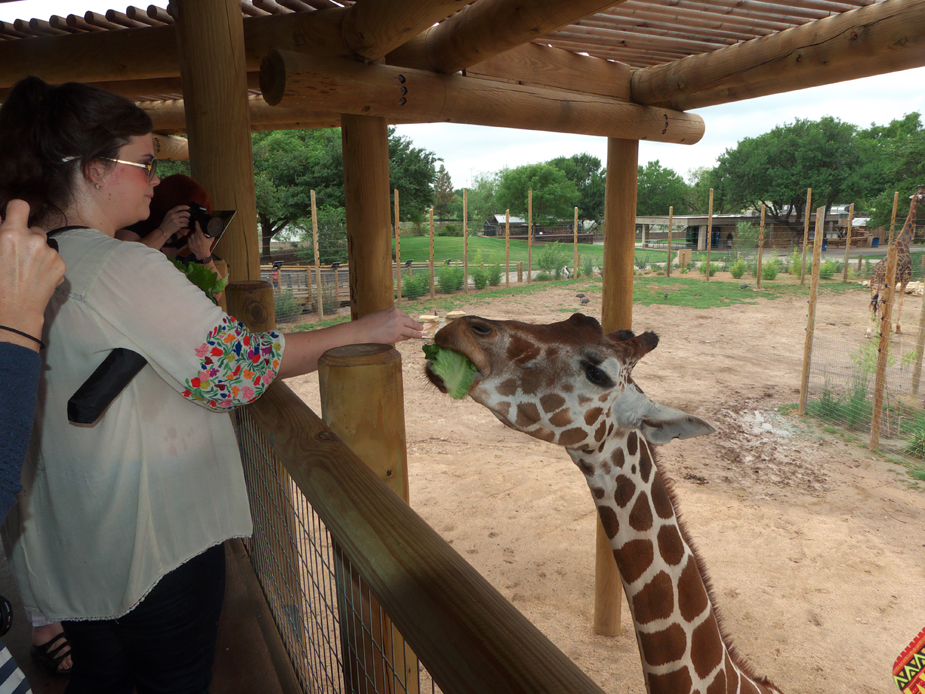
left=2, top=0, right=925, bottom=687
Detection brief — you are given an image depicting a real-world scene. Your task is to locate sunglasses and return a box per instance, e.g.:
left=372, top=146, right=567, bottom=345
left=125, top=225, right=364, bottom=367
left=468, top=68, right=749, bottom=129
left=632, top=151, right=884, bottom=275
left=101, top=157, right=159, bottom=182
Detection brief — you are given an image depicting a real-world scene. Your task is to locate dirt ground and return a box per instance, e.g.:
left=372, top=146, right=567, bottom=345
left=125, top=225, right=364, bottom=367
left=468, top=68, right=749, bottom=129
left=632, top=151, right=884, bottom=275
left=287, top=275, right=925, bottom=694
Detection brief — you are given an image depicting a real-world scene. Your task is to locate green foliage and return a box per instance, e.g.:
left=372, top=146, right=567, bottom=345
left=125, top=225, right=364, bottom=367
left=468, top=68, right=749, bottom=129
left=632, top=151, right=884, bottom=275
left=788, top=248, right=804, bottom=275
left=905, top=426, right=925, bottom=460
left=496, top=164, right=580, bottom=225
left=699, top=262, right=718, bottom=277
left=761, top=261, right=778, bottom=280
left=433, top=164, right=456, bottom=220
left=320, top=282, right=340, bottom=314
left=534, top=271, right=552, bottom=282
left=437, top=265, right=464, bottom=294
left=471, top=265, right=489, bottom=290
left=388, top=128, right=439, bottom=221
left=636, top=160, right=691, bottom=215
left=436, top=223, right=462, bottom=237
left=548, top=154, right=606, bottom=228
left=402, top=272, right=431, bottom=299
left=296, top=205, right=348, bottom=265
left=537, top=242, right=568, bottom=277
left=452, top=172, right=499, bottom=222
left=729, top=260, right=746, bottom=279
left=487, top=263, right=502, bottom=286
left=170, top=259, right=228, bottom=304
left=734, top=221, right=760, bottom=252
left=582, top=254, right=595, bottom=278
left=274, top=290, right=301, bottom=323
left=819, top=259, right=840, bottom=280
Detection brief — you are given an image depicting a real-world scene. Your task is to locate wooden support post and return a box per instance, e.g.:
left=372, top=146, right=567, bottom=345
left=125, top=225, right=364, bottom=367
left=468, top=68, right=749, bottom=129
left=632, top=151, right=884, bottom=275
left=334, top=266, right=340, bottom=309
left=889, top=191, right=901, bottom=246
left=598, top=137, right=638, bottom=637
left=858, top=254, right=864, bottom=274
left=757, top=204, right=765, bottom=290
left=799, top=207, right=827, bottom=417
left=320, top=344, right=418, bottom=694
left=395, top=188, right=401, bottom=304
left=429, top=207, right=435, bottom=300
left=871, top=243, right=899, bottom=450
left=311, top=190, right=324, bottom=320
left=704, top=189, right=713, bottom=282
left=666, top=205, right=673, bottom=278
left=517, top=261, right=523, bottom=284
left=801, top=188, right=812, bottom=286
left=505, top=210, right=511, bottom=289
left=341, top=115, right=394, bottom=320
left=463, top=189, right=469, bottom=293
left=173, top=0, right=259, bottom=282
left=913, top=254, right=925, bottom=397
left=528, top=190, right=533, bottom=284
left=843, top=203, right=854, bottom=283
left=573, top=207, right=579, bottom=278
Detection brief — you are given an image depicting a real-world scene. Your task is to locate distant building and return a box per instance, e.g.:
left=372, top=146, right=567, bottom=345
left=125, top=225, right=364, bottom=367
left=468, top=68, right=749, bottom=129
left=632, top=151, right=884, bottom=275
left=482, top=214, right=594, bottom=244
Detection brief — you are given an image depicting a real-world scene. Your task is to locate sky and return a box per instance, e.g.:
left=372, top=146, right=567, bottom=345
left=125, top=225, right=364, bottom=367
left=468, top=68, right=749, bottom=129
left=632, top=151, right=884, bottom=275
left=4, top=0, right=925, bottom=188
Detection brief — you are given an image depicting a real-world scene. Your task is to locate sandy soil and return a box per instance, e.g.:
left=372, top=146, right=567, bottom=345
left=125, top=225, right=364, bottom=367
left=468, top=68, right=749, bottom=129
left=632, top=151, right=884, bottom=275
left=287, top=276, right=925, bottom=694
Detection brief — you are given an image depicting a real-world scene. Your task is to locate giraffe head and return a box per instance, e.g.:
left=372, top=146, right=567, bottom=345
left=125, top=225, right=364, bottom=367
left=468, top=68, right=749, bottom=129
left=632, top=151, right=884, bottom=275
left=426, top=313, right=714, bottom=450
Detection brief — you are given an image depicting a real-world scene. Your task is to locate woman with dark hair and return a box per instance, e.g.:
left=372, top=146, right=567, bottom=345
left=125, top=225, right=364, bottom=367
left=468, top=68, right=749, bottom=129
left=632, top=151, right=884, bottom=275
left=0, top=77, right=422, bottom=694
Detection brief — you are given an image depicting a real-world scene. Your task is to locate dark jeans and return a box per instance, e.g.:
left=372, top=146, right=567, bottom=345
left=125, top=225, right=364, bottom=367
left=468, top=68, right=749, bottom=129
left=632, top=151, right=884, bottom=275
left=62, top=543, right=226, bottom=694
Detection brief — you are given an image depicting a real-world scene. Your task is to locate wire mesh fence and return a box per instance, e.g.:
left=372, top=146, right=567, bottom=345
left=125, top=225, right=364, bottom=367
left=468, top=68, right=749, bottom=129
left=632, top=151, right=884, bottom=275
left=234, top=406, right=439, bottom=694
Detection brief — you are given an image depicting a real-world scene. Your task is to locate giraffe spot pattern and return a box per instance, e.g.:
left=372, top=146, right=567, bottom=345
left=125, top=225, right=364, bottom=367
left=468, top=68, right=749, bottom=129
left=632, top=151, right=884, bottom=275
left=561, top=383, right=573, bottom=393
left=627, top=430, right=638, bottom=456
left=651, top=478, right=674, bottom=520
left=577, top=394, right=591, bottom=405
left=540, top=393, right=566, bottom=413
left=559, top=427, right=588, bottom=446
left=632, top=571, right=674, bottom=624
left=597, top=505, right=619, bottom=539
left=690, top=613, right=724, bottom=680
left=706, top=669, right=726, bottom=694
left=725, top=653, right=740, bottom=694
left=549, top=409, right=574, bottom=428
left=616, top=539, right=653, bottom=584
left=590, top=485, right=605, bottom=499
left=515, top=402, right=541, bottom=428
left=577, top=458, right=595, bottom=475
left=739, top=679, right=761, bottom=694
left=611, top=447, right=625, bottom=468
left=639, top=441, right=653, bottom=483
left=639, top=623, right=687, bottom=667
left=629, top=492, right=653, bottom=532
left=533, top=427, right=556, bottom=442
left=520, top=368, right=545, bottom=396
left=677, top=557, right=709, bottom=623
left=496, top=378, right=519, bottom=397
left=495, top=401, right=511, bottom=419
left=657, top=525, right=685, bottom=566
left=594, top=420, right=607, bottom=442
left=506, top=335, right=541, bottom=364
left=647, top=665, right=692, bottom=694
left=584, top=407, right=603, bottom=426
left=614, top=475, right=636, bottom=508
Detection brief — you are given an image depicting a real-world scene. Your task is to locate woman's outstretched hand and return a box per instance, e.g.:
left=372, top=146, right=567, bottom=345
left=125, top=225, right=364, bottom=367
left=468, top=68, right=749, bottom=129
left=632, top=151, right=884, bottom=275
left=356, top=307, right=424, bottom=344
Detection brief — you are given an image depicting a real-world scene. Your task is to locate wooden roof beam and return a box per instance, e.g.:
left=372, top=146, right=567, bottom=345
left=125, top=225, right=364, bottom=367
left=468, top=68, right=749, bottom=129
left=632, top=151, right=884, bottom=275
left=632, top=0, right=925, bottom=111
left=415, top=0, right=630, bottom=75
left=260, top=49, right=704, bottom=143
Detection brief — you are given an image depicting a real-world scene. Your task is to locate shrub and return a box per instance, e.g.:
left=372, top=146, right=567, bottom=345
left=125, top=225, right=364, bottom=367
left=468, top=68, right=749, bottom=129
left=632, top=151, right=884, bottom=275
left=819, top=259, right=839, bottom=280
left=471, top=266, right=489, bottom=290
left=761, top=261, right=778, bottom=280
left=534, top=271, right=552, bottom=281
left=537, top=242, right=567, bottom=276
left=699, top=262, right=718, bottom=277
left=274, top=290, right=301, bottom=323
left=403, top=272, right=431, bottom=299
left=788, top=248, right=803, bottom=276
left=319, top=282, right=340, bottom=314
left=437, top=266, right=464, bottom=293
left=436, top=223, right=462, bottom=237
left=582, top=255, right=594, bottom=278
left=729, top=260, right=746, bottom=279
left=487, top=263, right=502, bottom=286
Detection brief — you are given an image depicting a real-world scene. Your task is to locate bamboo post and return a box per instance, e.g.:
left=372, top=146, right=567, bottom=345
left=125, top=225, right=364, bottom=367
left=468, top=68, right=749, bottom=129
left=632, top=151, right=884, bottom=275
left=311, top=190, right=324, bottom=320
left=704, top=188, right=713, bottom=282
left=913, top=255, right=925, bottom=397
left=870, top=243, right=900, bottom=450
left=320, top=344, right=418, bottom=694
left=757, top=204, right=765, bottom=289
left=800, top=188, right=812, bottom=286
left=505, top=209, right=511, bottom=289
left=598, top=137, right=638, bottom=637
left=429, top=207, right=435, bottom=300
left=463, top=189, right=469, bottom=293
left=843, top=203, right=854, bottom=283
left=573, top=207, right=579, bottom=277
left=395, top=188, right=401, bottom=303
left=528, top=189, right=533, bottom=283
left=799, top=207, right=827, bottom=417
left=666, top=205, right=673, bottom=278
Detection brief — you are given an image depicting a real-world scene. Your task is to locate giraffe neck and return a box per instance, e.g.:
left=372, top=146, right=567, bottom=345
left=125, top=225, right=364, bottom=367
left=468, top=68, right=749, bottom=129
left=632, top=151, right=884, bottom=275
left=568, top=434, right=779, bottom=694
left=896, top=198, right=919, bottom=249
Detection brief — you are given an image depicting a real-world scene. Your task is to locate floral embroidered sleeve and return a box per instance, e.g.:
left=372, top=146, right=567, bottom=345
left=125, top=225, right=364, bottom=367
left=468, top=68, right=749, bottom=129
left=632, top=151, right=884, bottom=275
left=181, top=316, right=285, bottom=409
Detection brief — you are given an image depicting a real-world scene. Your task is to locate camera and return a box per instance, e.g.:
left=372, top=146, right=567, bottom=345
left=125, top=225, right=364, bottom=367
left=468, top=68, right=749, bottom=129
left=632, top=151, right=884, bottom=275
left=187, top=202, right=225, bottom=238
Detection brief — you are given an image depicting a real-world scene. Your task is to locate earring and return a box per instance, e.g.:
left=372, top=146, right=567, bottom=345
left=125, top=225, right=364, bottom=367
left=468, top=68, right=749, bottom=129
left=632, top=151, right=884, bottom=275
left=94, top=183, right=102, bottom=190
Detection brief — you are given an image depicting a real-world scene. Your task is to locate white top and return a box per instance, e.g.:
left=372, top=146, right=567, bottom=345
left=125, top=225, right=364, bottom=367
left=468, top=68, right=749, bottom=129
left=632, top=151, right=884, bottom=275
left=3, top=228, right=284, bottom=621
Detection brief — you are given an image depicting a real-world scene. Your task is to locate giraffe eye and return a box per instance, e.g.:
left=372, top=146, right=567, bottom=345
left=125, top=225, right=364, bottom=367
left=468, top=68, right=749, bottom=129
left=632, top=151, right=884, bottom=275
left=583, top=363, right=613, bottom=388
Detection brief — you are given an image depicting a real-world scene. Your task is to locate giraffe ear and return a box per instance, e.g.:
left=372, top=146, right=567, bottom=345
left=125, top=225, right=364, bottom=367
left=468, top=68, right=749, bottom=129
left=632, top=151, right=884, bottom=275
left=639, top=402, right=715, bottom=444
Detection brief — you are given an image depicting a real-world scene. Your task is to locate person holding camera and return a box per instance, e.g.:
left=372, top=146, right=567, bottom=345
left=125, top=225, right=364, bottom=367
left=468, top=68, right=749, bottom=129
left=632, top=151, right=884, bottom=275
left=0, top=76, right=423, bottom=694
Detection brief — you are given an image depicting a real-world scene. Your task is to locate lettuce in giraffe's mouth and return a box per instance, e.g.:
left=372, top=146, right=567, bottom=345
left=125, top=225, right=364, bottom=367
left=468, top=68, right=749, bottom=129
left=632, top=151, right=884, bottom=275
left=423, top=344, right=478, bottom=399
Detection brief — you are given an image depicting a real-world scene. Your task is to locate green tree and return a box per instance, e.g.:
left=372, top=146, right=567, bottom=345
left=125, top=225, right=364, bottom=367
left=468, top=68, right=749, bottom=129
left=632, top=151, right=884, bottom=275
left=495, top=163, right=579, bottom=225
left=685, top=166, right=714, bottom=214
left=433, top=164, right=456, bottom=220
left=453, top=172, right=499, bottom=222
left=712, top=117, right=861, bottom=241
left=295, top=206, right=348, bottom=265
left=548, top=153, right=605, bottom=228
left=388, top=128, right=439, bottom=223
left=636, top=160, right=690, bottom=215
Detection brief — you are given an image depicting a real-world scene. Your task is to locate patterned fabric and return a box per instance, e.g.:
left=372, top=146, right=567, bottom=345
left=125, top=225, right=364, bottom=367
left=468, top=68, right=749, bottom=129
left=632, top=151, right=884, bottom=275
left=895, top=626, right=925, bottom=693
left=0, top=640, right=31, bottom=693
left=183, top=317, right=283, bottom=408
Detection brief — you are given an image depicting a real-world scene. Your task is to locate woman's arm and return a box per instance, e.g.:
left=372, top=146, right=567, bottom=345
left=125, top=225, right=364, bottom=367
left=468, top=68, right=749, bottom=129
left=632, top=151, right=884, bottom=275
left=115, top=204, right=191, bottom=251
left=277, top=307, right=424, bottom=379
left=186, top=224, right=224, bottom=301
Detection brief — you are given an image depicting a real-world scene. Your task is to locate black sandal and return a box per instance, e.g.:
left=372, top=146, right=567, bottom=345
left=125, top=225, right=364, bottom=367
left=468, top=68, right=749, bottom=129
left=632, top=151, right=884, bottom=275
left=30, top=631, right=72, bottom=677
